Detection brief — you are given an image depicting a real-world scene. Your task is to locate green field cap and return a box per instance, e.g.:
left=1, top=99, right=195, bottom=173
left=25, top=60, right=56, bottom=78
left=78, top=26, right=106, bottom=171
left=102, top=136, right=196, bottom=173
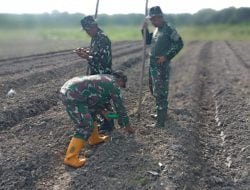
left=146, top=6, right=163, bottom=18
left=81, top=16, right=97, bottom=30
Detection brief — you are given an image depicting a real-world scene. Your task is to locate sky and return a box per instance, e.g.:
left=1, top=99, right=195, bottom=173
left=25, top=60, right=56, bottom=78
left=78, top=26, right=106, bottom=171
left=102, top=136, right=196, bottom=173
left=0, top=0, right=250, bottom=15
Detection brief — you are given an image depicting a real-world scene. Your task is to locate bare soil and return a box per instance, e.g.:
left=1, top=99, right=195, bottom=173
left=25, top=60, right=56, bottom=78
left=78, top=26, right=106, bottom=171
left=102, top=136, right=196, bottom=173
left=0, top=40, right=249, bottom=190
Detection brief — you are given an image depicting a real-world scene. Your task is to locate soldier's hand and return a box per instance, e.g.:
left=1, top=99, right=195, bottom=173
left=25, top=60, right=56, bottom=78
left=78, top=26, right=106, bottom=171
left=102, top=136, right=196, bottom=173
left=82, top=47, right=90, bottom=52
left=78, top=52, right=89, bottom=59
left=124, top=126, right=135, bottom=134
left=77, top=50, right=90, bottom=59
left=156, top=56, right=167, bottom=64
left=101, top=109, right=111, bottom=121
left=74, top=47, right=89, bottom=52
left=74, top=48, right=90, bottom=59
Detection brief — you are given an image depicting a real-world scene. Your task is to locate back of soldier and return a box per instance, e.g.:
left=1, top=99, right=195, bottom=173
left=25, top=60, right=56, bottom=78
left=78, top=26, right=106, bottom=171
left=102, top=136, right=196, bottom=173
left=60, top=75, right=115, bottom=106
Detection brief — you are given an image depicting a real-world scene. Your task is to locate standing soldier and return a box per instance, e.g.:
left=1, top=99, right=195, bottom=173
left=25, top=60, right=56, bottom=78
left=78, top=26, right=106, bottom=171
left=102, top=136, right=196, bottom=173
left=142, top=6, right=183, bottom=128
left=75, top=15, right=112, bottom=75
left=60, top=71, right=135, bottom=168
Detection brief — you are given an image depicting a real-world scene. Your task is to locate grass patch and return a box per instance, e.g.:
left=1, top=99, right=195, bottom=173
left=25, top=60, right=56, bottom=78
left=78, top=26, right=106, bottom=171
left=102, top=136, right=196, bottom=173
left=178, top=24, right=250, bottom=41
left=0, top=24, right=250, bottom=42
left=0, top=26, right=142, bottom=42
left=0, top=27, right=86, bottom=41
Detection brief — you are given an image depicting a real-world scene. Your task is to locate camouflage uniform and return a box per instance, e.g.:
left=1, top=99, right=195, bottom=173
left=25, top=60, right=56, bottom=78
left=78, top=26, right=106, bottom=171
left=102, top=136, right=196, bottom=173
left=60, top=75, right=129, bottom=140
left=88, top=28, right=112, bottom=74
left=144, top=6, right=183, bottom=127
left=81, top=16, right=112, bottom=75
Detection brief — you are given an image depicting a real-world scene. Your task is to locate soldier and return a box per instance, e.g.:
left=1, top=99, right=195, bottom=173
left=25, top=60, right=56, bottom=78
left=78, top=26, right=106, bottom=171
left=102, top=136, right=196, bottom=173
left=60, top=71, right=135, bottom=168
left=142, top=6, right=183, bottom=128
left=75, top=15, right=112, bottom=75
left=76, top=15, right=114, bottom=132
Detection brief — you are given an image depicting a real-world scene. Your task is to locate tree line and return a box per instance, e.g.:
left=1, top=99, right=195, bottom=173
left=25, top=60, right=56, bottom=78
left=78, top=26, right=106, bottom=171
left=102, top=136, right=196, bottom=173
left=0, top=7, right=250, bottom=28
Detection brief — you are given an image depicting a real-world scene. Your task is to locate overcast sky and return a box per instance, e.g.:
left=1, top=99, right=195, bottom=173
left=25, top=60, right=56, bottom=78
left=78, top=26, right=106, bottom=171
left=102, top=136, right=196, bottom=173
left=1, top=0, right=250, bottom=15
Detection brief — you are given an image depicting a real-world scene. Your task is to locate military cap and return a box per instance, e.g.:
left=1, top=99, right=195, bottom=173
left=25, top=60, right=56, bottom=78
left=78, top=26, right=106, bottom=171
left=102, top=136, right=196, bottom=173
left=81, top=15, right=97, bottom=30
left=146, top=6, right=163, bottom=18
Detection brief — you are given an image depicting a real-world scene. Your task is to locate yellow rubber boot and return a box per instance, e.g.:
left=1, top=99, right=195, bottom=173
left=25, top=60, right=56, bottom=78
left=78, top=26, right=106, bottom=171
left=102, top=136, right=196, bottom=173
left=88, top=122, right=109, bottom=145
left=64, top=137, right=87, bottom=168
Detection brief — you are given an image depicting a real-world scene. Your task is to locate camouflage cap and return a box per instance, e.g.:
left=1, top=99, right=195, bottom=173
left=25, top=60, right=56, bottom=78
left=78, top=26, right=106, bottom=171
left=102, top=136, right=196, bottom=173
left=81, top=15, right=97, bottom=30
left=146, top=6, right=163, bottom=18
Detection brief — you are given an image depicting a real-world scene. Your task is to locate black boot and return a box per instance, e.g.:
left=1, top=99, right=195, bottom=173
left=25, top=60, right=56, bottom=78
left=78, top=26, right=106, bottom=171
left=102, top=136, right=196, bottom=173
left=155, top=110, right=167, bottom=128
left=99, top=119, right=114, bottom=133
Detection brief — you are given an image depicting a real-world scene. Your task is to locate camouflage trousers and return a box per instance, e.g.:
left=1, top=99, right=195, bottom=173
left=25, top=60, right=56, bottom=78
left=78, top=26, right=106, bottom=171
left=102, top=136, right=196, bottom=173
left=60, top=92, right=95, bottom=141
left=149, top=59, right=170, bottom=125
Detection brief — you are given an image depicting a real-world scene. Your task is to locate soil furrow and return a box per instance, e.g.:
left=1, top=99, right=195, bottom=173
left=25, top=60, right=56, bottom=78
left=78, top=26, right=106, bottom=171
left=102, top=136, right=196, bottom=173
left=206, top=41, right=250, bottom=189
left=0, top=41, right=140, bottom=65
left=194, top=41, right=232, bottom=189
left=0, top=47, right=146, bottom=190
left=0, top=40, right=249, bottom=190
left=224, top=41, right=250, bottom=69
left=0, top=44, right=142, bottom=97
left=0, top=42, right=141, bottom=77
left=0, top=52, right=143, bottom=130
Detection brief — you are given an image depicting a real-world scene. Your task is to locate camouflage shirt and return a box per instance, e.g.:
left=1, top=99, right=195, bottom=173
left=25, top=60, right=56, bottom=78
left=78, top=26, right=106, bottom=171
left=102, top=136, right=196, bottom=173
left=88, top=28, right=112, bottom=74
left=60, top=75, right=129, bottom=127
left=144, top=22, right=183, bottom=60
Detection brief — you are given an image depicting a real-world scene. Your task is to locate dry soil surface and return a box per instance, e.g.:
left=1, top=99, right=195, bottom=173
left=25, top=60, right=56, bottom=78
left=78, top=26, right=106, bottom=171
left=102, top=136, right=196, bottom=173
left=0, top=40, right=249, bottom=190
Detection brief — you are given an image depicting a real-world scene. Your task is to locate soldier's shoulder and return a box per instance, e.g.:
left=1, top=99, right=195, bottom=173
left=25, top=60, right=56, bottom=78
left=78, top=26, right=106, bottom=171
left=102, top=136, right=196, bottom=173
left=97, top=31, right=111, bottom=43
left=68, top=76, right=87, bottom=84
left=164, top=22, right=181, bottom=39
left=99, top=74, right=113, bottom=82
left=61, top=76, right=87, bottom=91
left=164, top=22, right=176, bottom=32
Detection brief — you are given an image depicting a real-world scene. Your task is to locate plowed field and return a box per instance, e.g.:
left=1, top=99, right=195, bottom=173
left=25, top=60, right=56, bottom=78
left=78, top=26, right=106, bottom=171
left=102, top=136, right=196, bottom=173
left=0, top=40, right=249, bottom=190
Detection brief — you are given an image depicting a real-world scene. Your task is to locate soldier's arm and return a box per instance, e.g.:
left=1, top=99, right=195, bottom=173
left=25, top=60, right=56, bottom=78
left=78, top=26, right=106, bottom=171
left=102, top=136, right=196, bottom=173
left=110, top=86, right=129, bottom=128
left=141, top=28, right=153, bottom=45
left=87, top=40, right=100, bottom=72
left=141, top=20, right=153, bottom=44
left=164, top=27, right=184, bottom=61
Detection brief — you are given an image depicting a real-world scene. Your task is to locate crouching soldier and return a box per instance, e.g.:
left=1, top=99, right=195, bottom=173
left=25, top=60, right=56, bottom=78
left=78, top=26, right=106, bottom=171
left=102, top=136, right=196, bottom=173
left=59, top=71, right=135, bottom=168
